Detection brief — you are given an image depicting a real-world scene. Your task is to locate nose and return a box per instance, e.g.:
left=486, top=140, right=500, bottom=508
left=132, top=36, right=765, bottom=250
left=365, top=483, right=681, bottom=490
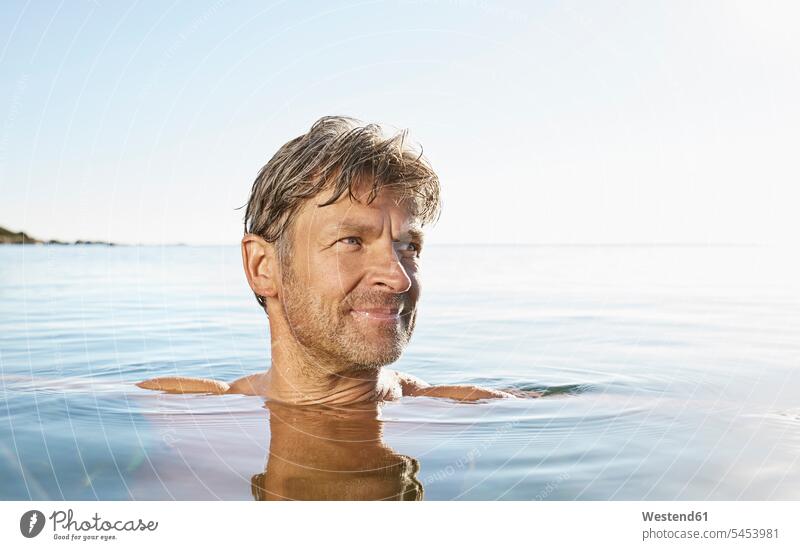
left=368, top=243, right=413, bottom=294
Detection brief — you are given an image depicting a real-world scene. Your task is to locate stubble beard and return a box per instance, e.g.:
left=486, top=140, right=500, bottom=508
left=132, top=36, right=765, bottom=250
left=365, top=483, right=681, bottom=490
left=279, top=259, right=417, bottom=375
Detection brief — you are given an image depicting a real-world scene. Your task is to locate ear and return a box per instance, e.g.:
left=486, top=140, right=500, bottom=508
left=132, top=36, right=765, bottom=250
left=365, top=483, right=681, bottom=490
left=241, top=234, right=280, bottom=299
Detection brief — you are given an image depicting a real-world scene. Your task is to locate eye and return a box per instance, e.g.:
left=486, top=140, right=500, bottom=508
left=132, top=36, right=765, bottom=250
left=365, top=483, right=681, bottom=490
left=337, top=236, right=361, bottom=246
left=396, top=241, right=422, bottom=256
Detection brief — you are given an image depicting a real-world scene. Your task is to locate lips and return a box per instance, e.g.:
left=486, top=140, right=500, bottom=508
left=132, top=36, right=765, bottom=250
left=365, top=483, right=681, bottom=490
left=349, top=305, right=403, bottom=321
left=352, top=307, right=400, bottom=315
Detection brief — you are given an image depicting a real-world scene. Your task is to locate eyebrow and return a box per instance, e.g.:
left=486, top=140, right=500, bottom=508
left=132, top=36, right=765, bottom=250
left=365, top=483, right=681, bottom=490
left=324, top=221, right=425, bottom=242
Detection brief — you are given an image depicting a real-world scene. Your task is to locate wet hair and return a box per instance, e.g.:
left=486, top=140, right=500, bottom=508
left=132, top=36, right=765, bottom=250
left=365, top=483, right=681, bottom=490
left=243, top=115, right=442, bottom=309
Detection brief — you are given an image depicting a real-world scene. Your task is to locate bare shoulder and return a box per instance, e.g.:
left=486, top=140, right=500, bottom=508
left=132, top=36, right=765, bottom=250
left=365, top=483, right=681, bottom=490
left=392, top=371, right=543, bottom=401
left=392, top=370, right=504, bottom=400
left=135, top=376, right=230, bottom=394
left=392, top=370, right=431, bottom=396
left=135, top=373, right=273, bottom=396
left=227, top=372, right=270, bottom=396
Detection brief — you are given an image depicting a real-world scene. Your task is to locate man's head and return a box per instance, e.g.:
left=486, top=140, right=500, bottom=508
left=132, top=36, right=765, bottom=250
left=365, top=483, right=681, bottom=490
left=242, top=116, right=441, bottom=373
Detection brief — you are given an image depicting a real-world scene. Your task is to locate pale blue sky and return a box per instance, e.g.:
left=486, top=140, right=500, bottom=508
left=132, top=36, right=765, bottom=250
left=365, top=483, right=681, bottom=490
left=1, top=0, right=798, bottom=245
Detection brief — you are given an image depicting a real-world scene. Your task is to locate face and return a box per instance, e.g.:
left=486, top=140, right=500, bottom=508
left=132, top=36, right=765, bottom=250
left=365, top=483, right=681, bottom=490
left=277, top=181, right=424, bottom=372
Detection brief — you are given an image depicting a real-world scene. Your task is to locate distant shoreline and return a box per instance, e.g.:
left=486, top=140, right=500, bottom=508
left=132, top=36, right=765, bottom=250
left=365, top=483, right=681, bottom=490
left=0, top=225, right=117, bottom=246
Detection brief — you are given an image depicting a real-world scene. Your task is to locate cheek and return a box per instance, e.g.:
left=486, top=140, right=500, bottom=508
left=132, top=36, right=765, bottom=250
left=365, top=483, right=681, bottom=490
left=314, top=255, right=362, bottom=295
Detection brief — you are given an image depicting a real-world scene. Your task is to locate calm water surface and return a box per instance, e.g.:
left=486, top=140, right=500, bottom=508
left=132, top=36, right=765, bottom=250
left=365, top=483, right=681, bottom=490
left=1, top=244, right=798, bottom=500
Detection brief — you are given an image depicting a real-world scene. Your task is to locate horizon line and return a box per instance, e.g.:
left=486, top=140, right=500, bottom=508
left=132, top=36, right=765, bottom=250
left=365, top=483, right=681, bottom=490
left=5, top=241, right=767, bottom=248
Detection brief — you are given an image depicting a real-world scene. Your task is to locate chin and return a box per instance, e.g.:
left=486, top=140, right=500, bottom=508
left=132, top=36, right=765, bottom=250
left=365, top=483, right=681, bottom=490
left=335, top=319, right=413, bottom=369
left=348, top=344, right=405, bottom=370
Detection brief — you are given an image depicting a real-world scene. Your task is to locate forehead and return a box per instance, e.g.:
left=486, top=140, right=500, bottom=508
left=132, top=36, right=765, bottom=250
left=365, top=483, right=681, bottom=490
left=305, top=183, right=420, bottom=231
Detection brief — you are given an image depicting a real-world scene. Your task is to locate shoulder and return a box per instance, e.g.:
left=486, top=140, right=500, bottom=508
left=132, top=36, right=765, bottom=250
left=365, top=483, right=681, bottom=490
left=228, top=373, right=270, bottom=396
left=391, top=370, right=431, bottom=396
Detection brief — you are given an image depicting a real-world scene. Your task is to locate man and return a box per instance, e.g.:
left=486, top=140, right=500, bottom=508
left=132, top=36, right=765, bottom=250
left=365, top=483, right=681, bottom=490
left=137, top=116, right=540, bottom=405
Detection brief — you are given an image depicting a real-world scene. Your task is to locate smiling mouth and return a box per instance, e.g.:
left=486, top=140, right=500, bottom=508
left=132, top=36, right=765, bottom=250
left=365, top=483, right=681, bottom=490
left=349, top=306, right=402, bottom=322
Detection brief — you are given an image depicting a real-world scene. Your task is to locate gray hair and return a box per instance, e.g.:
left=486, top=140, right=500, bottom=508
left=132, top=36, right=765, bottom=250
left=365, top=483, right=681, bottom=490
left=243, top=115, right=441, bottom=309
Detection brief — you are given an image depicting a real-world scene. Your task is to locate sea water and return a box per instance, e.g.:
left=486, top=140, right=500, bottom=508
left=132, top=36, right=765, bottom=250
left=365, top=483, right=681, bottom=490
left=1, top=244, right=798, bottom=499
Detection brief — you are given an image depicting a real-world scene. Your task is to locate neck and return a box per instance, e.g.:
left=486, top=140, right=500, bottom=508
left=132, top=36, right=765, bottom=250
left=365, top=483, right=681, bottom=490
left=266, top=363, right=383, bottom=406
left=261, top=334, right=385, bottom=405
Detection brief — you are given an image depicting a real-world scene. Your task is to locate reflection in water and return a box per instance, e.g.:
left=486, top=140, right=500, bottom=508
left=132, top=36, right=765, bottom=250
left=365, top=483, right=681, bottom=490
left=251, top=401, right=423, bottom=500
